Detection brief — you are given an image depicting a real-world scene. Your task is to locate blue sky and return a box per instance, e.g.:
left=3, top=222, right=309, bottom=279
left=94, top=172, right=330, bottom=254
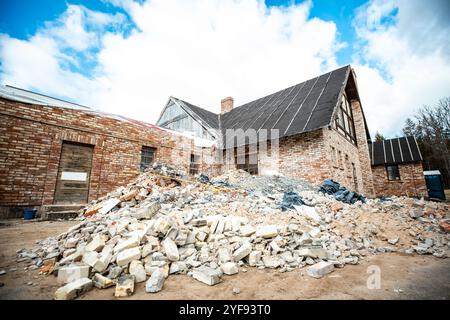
left=0, top=0, right=449, bottom=137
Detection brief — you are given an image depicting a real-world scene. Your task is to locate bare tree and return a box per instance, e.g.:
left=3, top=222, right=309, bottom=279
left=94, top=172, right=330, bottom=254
left=374, top=131, right=385, bottom=142
left=403, top=97, right=450, bottom=187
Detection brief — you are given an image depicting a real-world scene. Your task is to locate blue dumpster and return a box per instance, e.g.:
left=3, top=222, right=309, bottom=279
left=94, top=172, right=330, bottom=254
left=23, top=208, right=37, bottom=220
left=424, top=170, right=446, bottom=201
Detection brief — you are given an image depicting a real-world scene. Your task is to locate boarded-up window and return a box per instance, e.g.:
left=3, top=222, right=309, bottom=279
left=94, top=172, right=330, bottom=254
left=141, top=146, right=156, bottom=172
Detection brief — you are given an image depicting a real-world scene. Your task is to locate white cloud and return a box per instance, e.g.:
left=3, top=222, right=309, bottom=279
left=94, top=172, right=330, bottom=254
left=352, top=0, right=450, bottom=138
left=1, top=0, right=447, bottom=138
left=0, top=0, right=342, bottom=124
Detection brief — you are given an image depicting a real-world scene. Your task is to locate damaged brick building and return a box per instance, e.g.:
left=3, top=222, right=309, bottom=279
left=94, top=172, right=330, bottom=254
left=157, top=65, right=375, bottom=196
left=0, top=65, right=427, bottom=218
left=0, top=85, right=213, bottom=218
left=369, top=137, right=427, bottom=198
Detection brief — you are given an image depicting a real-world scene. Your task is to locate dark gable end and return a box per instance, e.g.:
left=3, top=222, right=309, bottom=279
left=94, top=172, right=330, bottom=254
left=369, top=136, right=423, bottom=166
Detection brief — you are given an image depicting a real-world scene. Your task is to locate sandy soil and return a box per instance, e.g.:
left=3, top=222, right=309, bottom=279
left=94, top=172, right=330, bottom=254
left=0, top=220, right=449, bottom=300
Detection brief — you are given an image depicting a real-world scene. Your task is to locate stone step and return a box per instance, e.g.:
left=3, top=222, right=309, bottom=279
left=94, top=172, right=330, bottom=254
left=41, top=204, right=85, bottom=213
left=40, top=204, right=85, bottom=220
left=44, top=210, right=80, bottom=220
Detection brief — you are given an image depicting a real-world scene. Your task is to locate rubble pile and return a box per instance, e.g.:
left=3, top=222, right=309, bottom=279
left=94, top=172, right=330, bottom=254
left=15, top=164, right=450, bottom=299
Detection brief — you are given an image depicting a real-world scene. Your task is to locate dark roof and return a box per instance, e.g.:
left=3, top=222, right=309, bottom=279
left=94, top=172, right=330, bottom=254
left=167, top=65, right=370, bottom=146
left=221, top=65, right=350, bottom=139
left=369, top=137, right=423, bottom=166
left=171, top=97, right=219, bottom=130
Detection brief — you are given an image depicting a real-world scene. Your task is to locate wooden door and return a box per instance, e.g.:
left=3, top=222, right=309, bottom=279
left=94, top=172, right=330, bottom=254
left=54, top=142, right=94, bottom=204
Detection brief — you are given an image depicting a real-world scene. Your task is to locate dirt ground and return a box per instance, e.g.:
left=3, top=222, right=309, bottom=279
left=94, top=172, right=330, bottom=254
left=0, top=220, right=449, bottom=300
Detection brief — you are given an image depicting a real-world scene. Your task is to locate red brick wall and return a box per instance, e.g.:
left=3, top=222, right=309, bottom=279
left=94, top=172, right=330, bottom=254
left=278, top=130, right=331, bottom=186
left=322, top=127, right=365, bottom=193
left=372, top=162, right=427, bottom=198
left=0, top=97, right=194, bottom=209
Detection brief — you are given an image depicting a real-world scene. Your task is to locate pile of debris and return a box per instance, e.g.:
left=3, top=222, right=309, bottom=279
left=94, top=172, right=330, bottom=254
left=16, top=164, right=450, bottom=299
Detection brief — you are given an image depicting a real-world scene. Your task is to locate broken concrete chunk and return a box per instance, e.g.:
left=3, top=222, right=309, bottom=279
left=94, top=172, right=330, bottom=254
left=93, top=273, right=114, bottom=289
left=240, top=225, right=256, bottom=237
left=82, top=251, right=99, bottom=268
left=54, top=278, right=92, bottom=300
left=113, top=236, right=140, bottom=254
left=221, top=262, right=238, bottom=275
left=162, top=238, right=179, bottom=262
left=169, top=261, right=187, bottom=274
left=249, top=251, right=262, bottom=266
left=262, top=256, right=281, bottom=268
left=196, top=231, right=208, bottom=242
left=85, top=235, right=107, bottom=252
left=410, top=208, right=424, bottom=218
left=217, top=247, right=232, bottom=263
left=256, top=225, right=278, bottom=238
left=64, top=238, right=79, bottom=249
left=191, top=219, right=207, bottom=227
left=192, top=266, right=221, bottom=286
left=57, top=264, right=90, bottom=284
left=145, top=268, right=165, bottom=293
left=99, top=198, right=120, bottom=215
left=294, top=205, right=321, bottom=222
left=120, top=189, right=139, bottom=202
left=298, top=247, right=327, bottom=259
left=232, top=242, right=252, bottom=262
left=388, top=237, right=399, bottom=245
left=115, top=275, right=135, bottom=297
left=129, top=260, right=146, bottom=283
left=116, top=247, right=141, bottom=266
left=133, top=201, right=161, bottom=220
left=306, top=261, right=335, bottom=279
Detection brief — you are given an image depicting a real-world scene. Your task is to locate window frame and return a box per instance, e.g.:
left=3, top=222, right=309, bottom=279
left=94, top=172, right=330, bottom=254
left=234, top=145, right=259, bottom=175
left=334, top=93, right=357, bottom=145
left=140, top=146, right=156, bottom=172
left=385, top=164, right=401, bottom=181
left=189, top=154, right=200, bottom=175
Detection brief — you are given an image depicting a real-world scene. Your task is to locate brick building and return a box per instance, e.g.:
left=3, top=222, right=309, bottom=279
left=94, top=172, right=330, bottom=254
left=369, top=137, right=427, bottom=198
left=0, top=85, right=208, bottom=218
left=157, top=65, right=375, bottom=196
left=0, top=65, right=428, bottom=218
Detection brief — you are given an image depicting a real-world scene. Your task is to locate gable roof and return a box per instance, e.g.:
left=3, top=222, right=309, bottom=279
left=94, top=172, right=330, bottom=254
left=165, top=65, right=368, bottom=147
left=221, top=65, right=351, bottom=139
left=171, top=97, right=219, bottom=129
left=369, top=136, right=423, bottom=166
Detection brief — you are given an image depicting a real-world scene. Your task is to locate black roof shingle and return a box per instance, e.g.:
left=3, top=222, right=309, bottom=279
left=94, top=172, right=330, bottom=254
left=164, top=65, right=369, bottom=146
left=369, top=136, right=423, bottom=166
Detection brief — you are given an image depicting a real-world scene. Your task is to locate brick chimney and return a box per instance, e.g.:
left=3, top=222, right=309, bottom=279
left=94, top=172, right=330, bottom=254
left=221, top=97, right=234, bottom=114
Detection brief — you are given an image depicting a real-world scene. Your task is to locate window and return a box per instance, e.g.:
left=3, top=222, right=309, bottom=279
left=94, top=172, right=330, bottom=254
left=189, top=154, right=200, bottom=175
left=334, top=93, right=357, bottom=145
left=235, top=146, right=258, bottom=175
left=386, top=164, right=400, bottom=180
left=352, top=163, right=358, bottom=190
left=140, top=146, right=156, bottom=172
left=331, top=146, right=337, bottom=165
left=338, top=150, right=342, bottom=169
